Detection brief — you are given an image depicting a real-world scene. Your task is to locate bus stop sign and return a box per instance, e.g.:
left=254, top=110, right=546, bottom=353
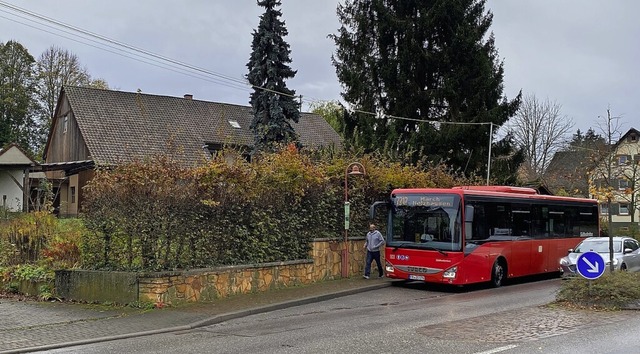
left=576, top=251, right=605, bottom=280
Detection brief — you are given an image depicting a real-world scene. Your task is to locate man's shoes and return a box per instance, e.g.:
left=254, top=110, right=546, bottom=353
left=363, top=275, right=369, bottom=279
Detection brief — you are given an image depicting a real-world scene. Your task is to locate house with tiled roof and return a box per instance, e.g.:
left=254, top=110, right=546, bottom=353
left=42, top=86, right=342, bottom=216
left=544, top=149, right=592, bottom=197
left=590, top=127, right=640, bottom=233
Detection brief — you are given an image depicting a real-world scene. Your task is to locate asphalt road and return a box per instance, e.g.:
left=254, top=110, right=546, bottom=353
left=42, top=277, right=639, bottom=354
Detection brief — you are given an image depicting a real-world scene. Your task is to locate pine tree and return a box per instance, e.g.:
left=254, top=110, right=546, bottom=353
left=246, top=0, right=300, bottom=153
left=332, top=0, right=521, bottom=179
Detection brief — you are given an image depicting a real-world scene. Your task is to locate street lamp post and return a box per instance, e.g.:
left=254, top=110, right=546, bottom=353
left=486, top=122, right=493, bottom=185
left=343, top=162, right=366, bottom=278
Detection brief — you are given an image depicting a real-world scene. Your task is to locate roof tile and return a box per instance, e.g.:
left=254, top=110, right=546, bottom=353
left=63, top=86, right=342, bottom=166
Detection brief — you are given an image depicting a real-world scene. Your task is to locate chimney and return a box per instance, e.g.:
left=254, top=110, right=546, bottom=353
left=184, top=94, right=193, bottom=100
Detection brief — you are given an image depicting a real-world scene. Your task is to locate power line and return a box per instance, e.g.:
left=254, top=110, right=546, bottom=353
left=0, top=12, right=253, bottom=94
left=352, top=109, right=493, bottom=126
left=2, top=1, right=500, bottom=182
left=0, top=2, right=248, bottom=85
left=1, top=0, right=497, bottom=132
left=0, top=1, right=299, bottom=98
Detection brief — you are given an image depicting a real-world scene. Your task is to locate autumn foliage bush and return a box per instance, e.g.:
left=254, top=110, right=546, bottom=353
left=0, top=213, right=84, bottom=288
left=0, top=211, right=56, bottom=266
left=81, top=146, right=473, bottom=271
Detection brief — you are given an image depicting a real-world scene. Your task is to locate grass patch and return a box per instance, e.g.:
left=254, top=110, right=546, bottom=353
left=555, top=271, right=640, bottom=310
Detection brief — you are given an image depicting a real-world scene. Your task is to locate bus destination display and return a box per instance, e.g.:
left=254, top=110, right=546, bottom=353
left=393, top=195, right=455, bottom=207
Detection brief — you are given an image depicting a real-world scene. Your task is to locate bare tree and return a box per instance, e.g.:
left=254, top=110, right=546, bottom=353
left=589, top=107, right=624, bottom=272
left=36, top=46, right=109, bottom=119
left=34, top=46, right=109, bottom=154
left=510, top=94, right=574, bottom=180
left=36, top=46, right=90, bottom=120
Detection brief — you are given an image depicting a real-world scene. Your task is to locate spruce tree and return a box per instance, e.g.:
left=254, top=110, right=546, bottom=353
left=246, top=0, right=300, bottom=153
left=332, top=0, right=521, bottom=180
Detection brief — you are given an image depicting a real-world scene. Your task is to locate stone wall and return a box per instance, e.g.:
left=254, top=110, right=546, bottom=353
left=54, top=237, right=385, bottom=305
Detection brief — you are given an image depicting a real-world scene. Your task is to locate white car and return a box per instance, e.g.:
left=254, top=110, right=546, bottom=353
left=559, top=236, right=640, bottom=275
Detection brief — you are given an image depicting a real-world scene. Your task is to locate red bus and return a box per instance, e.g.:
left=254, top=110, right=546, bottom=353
left=371, top=186, right=599, bottom=287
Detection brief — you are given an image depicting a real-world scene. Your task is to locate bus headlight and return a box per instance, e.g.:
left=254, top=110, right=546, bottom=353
left=443, top=266, right=458, bottom=279
left=385, top=262, right=395, bottom=273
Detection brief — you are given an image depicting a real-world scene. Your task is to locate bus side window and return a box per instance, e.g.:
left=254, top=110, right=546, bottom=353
left=511, top=204, right=531, bottom=237
left=486, top=203, right=511, bottom=237
left=531, top=205, right=548, bottom=238
left=471, top=204, right=489, bottom=240
left=549, top=206, right=566, bottom=237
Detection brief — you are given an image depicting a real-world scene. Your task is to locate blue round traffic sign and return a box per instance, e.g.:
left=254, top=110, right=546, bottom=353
left=576, top=251, right=606, bottom=280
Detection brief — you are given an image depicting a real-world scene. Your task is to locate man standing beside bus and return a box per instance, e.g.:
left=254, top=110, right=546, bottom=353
left=364, top=223, right=385, bottom=279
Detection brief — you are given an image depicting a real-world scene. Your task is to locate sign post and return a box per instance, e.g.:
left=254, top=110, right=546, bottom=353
left=576, top=251, right=606, bottom=280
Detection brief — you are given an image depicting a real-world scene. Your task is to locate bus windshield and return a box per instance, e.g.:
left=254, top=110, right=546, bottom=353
left=389, top=194, right=462, bottom=252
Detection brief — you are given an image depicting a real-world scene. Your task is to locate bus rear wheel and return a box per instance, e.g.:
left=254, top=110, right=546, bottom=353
left=491, top=259, right=506, bottom=288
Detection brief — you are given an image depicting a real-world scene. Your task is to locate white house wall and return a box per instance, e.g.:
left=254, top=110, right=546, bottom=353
left=0, top=169, right=24, bottom=212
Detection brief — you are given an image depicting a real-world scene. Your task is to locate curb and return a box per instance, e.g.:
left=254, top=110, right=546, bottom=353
left=2, top=282, right=391, bottom=354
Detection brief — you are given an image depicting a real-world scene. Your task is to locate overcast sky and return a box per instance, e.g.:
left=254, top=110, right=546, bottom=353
left=1, top=0, right=638, bottom=137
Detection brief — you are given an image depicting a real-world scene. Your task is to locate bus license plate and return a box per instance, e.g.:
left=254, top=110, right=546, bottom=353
left=409, top=275, right=425, bottom=281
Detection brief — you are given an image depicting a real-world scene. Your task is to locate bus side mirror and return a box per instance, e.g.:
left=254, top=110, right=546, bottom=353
left=370, top=201, right=388, bottom=220
left=465, top=205, right=474, bottom=223
left=464, top=205, right=474, bottom=240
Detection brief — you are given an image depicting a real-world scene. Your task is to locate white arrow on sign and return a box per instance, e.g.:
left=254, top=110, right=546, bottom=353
left=582, top=257, right=600, bottom=273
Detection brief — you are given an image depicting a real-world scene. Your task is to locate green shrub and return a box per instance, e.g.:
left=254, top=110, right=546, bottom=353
left=80, top=147, right=474, bottom=272
left=2, top=282, right=18, bottom=294
left=38, top=284, right=54, bottom=300
left=556, top=271, right=640, bottom=310
left=7, top=264, right=54, bottom=282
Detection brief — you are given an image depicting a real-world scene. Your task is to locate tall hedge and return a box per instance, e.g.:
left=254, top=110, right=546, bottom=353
left=81, top=147, right=472, bottom=271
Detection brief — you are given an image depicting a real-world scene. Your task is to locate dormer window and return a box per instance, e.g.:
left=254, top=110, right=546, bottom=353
left=228, top=120, right=241, bottom=129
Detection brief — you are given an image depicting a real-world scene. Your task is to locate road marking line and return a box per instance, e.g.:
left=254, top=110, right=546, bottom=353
left=473, top=344, right=518, bottom=354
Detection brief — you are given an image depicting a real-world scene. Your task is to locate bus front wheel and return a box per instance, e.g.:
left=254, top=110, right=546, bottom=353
left=491, top=259, right=506, bottom=288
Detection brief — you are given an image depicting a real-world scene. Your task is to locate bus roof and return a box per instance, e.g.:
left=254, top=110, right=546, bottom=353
left=391, top=186, right=597, bottom=204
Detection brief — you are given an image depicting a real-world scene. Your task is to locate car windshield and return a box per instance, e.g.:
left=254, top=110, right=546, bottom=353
left=575, top=240, right=622, bottom=253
